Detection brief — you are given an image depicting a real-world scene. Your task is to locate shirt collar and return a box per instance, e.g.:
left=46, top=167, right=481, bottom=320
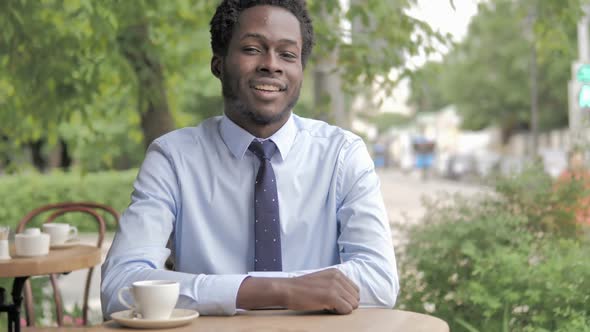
left=219, top=114, right=297, bottom=161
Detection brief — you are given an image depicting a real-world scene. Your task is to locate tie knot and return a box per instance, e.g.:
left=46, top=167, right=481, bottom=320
left=249, top=140, right=277, bottom=161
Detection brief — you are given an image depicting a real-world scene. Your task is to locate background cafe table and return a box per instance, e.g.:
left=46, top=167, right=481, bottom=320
left=0, top=245, right=102, bottom=332
left=22, top=308, right=450, bottom=332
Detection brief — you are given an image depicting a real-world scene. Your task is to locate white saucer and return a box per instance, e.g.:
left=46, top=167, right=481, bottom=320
left=50, top=240, right=79, bottom=249
left=112, top=309, right=199, bottom=329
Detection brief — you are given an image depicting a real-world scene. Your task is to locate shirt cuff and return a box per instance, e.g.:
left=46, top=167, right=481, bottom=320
left=195, top=274, right=249, bottom=315
left=247, top=271, right=293, bottom=278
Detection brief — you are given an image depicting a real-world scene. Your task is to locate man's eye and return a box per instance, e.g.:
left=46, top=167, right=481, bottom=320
left=281, top=52, right=297, bottom=60
left=243, top=47, right=260, bottom=54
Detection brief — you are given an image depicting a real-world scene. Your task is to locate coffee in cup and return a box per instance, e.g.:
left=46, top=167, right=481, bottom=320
left=42, top=223, right=78, bottom=246
left=117, top=280, right=179, bottom=320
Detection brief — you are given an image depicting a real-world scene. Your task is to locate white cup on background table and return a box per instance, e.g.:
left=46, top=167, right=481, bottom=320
left=0, top=225, right=10, bottom=260
left=15, top=228, right=50, bottom=257
left=42, top=223, right=78, bottom=246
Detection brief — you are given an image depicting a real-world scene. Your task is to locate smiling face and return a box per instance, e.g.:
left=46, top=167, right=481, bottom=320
left=212, top=5, right=304, bottom=138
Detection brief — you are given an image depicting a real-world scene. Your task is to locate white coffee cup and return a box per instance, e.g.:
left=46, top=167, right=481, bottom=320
left=15, top=230, right=50, bottom=257
left=42, top=223, right=78, bottom=245
left=0, top=240, right=11, bottom=260
left=118, top=280, right=179, bottom=320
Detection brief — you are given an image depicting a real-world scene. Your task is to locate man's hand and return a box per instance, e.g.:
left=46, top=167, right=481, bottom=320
left=236, top=268, right=360, bottom=315
left=281, top=269, right=360, bottom=314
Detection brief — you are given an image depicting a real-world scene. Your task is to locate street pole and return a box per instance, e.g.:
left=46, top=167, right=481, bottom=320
left=568, top=4, right=590, bottom=148
left=528, top=4, right=539, bottom=158
left=313, top=4, right=347, bottom=129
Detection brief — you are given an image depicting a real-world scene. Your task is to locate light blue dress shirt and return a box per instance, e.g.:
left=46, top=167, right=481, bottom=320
left=101, top=114, right=398, bottom=317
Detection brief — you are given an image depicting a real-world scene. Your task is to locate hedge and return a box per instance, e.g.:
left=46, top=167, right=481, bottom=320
left=397, top=166, right=590, bottom=332
left=0, top=170, right=137, bottom=232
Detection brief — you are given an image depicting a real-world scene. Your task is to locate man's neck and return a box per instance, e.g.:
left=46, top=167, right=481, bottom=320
left=225, top=112, right=291, bottom=139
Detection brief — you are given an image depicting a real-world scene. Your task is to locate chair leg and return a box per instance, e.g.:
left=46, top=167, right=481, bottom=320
left=83, top=267, right=94, bottom=325
left=23, top=280, right=35, bottom=327
left=49, top=274, right=64, bottom=326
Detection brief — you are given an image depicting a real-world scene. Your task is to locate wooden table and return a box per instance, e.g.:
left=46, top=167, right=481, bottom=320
left=0, top=245, right=102, bottom=332
left=22, top=309, right=449, bottom=332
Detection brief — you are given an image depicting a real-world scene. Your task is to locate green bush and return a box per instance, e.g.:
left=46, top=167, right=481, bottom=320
left=397, top=166, right=590, bottom=332
left=0, top=169, right=137, bottom=232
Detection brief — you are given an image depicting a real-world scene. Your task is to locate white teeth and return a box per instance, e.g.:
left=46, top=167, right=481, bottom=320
left=254, top=84, right=280, bottom=92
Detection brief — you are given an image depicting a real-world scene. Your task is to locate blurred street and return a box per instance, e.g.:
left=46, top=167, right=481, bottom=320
left=55, top=168, right=487, bottom=323
left=378, top=169, right=487, bottom=248
left=379, top=169, right=486, bottom=224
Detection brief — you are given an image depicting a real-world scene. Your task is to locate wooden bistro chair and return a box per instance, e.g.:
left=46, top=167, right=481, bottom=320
left=16, top=202, right=119, bottom=327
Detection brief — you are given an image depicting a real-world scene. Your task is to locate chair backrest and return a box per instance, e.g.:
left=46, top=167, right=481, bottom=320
left=17, top=202, right=119, bottom=234
left=16, top=202, right=119, bottom=327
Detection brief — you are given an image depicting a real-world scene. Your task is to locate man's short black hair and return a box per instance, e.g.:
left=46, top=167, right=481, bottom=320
left=210, top=0, right=315, bottom=67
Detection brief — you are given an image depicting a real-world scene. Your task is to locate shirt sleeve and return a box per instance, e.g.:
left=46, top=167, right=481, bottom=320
left=100, top=140, right=248, bottom=318
left=334, top=138, right=399, bottom=308
left=247, top=138, right=399, bottom=308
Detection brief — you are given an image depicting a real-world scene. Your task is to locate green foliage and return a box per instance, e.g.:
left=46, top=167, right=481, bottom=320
left=409, top=0, right=582, bottom=136
left=327, top=0, right=447, bottom=93
left=407, top=61, right=451, bottom=112
left=1, top=0, right=447, bottom=171
left=493, top=164, right=589, bottom=238
left=0, top=0, right=220, bottom=170
left=0, top=170, right=136, bottom=232
left=398, top=166, right=590, bottom=331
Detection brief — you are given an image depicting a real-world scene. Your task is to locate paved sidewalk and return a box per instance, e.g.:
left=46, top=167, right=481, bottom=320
left=377, top=169, right=487, bottom=246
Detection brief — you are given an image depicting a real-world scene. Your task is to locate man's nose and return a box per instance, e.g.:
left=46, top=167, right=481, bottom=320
left=257, top=52, right=283, bottom=74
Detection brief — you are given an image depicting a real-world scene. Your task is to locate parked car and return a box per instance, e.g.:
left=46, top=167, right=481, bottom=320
left=474, top=152, right=501, bottom=178
left=446, top=154, right=477, bottom=180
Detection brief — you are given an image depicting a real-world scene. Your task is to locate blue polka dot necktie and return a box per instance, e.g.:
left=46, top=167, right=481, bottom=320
left=249, top=140, right=282, bottom=271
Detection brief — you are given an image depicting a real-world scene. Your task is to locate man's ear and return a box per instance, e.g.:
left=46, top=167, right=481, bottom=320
left=211, top=55, right=222, bottom=78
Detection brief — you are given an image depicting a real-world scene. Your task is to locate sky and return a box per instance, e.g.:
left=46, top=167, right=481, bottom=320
left=412, top=0, right=481, bottom=42
left=379, top=0, right=482, bottom=113
left=407, top=0, right=481, bottom=65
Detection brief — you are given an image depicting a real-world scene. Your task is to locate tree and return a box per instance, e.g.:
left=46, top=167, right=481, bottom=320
left=425, top=0, right=582, bottom=143
left=407, top=61, right=451, bottom=112
left=0, top=0, right=218, bottom=170
left=310, top=0, right=448, bottom=125
left=0, top=0, right=445, bottom=171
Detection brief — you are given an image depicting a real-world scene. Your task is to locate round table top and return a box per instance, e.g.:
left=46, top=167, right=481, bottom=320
left=187, top=309, right=450, bottom=332
left=0, top=245, right=101, bottom=278
left=22, top=309, right=450, bottom=332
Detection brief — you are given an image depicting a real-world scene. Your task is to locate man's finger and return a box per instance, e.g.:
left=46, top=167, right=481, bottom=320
left=331, top=298, right=354, bottom=315
left=338, top=283, right=359, bottom=309
left=338, top=273, right=360, bottom=301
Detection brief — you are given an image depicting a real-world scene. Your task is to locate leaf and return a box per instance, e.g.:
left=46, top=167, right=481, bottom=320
left=503, top=304, right=510, bottom=332
left=455, top=318, right=481, bottom=332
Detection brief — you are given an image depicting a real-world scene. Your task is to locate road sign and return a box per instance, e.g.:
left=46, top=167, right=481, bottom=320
left=577, top=65, right=590, bottom=109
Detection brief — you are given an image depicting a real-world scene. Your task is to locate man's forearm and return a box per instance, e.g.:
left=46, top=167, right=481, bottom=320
left=236, top=269, right=359, bottom=314
left=244, top=259, right=398, bottom=308
left=236, top=277, right=286, bottom=310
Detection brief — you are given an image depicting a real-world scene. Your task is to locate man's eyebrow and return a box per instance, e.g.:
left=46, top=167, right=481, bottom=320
left=240, top=33, right=299, bottom=46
